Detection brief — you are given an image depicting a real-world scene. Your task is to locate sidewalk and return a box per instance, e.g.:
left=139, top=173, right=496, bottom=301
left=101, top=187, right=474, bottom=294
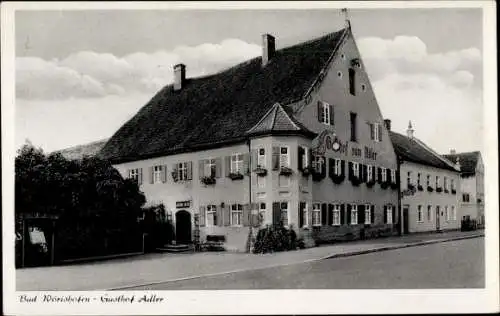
left=16, top=229, right=483, bottom=291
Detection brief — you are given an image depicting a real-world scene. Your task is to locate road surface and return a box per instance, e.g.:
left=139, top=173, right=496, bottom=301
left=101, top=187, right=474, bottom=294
left=126, top=237, right=484, bottom=290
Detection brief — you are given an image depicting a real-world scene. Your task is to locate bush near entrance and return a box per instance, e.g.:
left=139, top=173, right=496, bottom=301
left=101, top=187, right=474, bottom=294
left=253, top=225, right=297, bottom=254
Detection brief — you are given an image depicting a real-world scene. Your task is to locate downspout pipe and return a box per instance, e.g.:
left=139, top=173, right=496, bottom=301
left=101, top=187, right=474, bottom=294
left=397, top=156, right=403, bottom=236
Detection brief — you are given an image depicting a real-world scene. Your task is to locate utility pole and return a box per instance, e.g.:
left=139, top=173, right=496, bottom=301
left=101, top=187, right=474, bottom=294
left=341, top=8, right=351, bottom=29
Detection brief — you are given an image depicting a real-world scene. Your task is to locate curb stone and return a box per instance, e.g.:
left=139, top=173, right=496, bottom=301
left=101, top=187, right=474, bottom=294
left=321, top=234, right=484, bottom=260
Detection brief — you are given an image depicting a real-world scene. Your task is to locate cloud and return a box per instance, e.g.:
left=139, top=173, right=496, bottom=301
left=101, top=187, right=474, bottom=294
left=16, top=39, right=261, bottom=100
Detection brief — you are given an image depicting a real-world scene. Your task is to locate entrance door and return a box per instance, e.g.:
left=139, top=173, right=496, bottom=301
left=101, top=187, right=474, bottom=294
left=436, top=206, right=441, bottom=231
left=175, top=210, right=192, bottom=244
left=403, top=205, right=410, bottom=234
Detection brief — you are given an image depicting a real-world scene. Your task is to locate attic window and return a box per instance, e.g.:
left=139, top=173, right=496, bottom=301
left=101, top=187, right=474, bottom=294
left=361, top=84, right=366, bottom=91
left=349, top=68, right=356, bottom=95
left=337, top=71, right=343, bottom=78
left=341, top=53, right=346, bottom=60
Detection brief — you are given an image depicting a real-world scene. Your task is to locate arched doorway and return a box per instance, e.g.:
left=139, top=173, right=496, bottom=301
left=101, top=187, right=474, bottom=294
left=175, top=210, right=192, bottom=244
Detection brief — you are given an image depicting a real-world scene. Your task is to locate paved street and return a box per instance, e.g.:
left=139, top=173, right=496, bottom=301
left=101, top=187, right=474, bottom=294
left=127, top=237, right=484, bottom=290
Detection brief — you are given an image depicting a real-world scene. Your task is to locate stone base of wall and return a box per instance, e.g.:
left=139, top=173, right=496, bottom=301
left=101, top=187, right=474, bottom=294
left=311, top=224, right=398, bottom=245
left=298, top=228, right=316, bottom=248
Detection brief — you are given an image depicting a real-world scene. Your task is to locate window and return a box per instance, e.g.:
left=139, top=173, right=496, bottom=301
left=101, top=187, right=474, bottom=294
left=407, top=171, right=412, bottom=187
left=444, top=177, right=448, bottom=190
left=231, top=204, right=243, bottom=226
left=332, top=204, right=341, bottom=226
left=318, top=101, right=331, bottom=125
left=129, top=168, right=139, bottom=182
left=334, top=159, right=342, bottom=176
left=258, top=148, right=266, bottom=167
left=427, top=205, right=432, bottom=221
left=352, top=162, right=360, bottom=178
left=349, top=68, right=356, bottom=95
left=153, top=165, right=163, bottom=184
left=204, top=159, right=217, bottom=177
left=312, top=203, right=321, bottom=226
left=301, top=203, right=308, bottom=228
left=463, top=193, right=470, bottom=202
left=367, top=165, right=373, bottom=182
left=451, top=206, right=456, bottom=220
left=435, top=176, right=440, bottom=188
left=417, top=173, right=421, bottom=186
left=337, top=71, right=343, bottom=78
left=445, top=206, right=449, bottom=221
left=207, top=205, right=217, bottom=227
left=351, top=204, right=358, bottom=225
left=280, top=202, right=289, bottom=227
left=451, top=179, right=455, bottom=190
left=341, top=53, right=346, bottom=60
left=300, top=146, right=310, bottom=169
left=381, top=167, right=387, bottom=182
left=365, top=204, right=371, bottom=224
left=370, top=123, right=381, bottom=142
left=178, top=162, right=188, bottom=181
left=426, top=174, right=430, bottom=187
left=350, top=112, right=357, bottom=142
left=391, top=169, right=396, bottom=183
left=417, top=205, right=423, bottom=223
left=361, top=84, right=366, bottom=92
left=259, top=203, right=266, bottom=223
left=280, top=147, right=289, bottom=168
left=314, top=156, right=325, bottom=173
left=386, top=205, right=393, bottom=224
left=231, top=154, right=244, bottom=174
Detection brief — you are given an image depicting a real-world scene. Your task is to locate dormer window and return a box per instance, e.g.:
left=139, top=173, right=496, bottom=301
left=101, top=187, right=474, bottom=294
left=370, top=122, right=381, bottom=142
left=317, top=101, right=334, bottom=125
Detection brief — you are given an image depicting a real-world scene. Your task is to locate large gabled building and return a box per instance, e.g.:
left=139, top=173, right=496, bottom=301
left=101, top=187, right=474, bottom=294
left=99, top=18, right=400, bottom=251
left=389, top=122, right=461, bottom=233
left=443, top=150, right=485, bottom=226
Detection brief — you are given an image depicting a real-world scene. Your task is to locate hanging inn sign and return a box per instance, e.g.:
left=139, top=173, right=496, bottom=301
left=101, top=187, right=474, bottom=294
left=311, top=129, right=378, bottom=160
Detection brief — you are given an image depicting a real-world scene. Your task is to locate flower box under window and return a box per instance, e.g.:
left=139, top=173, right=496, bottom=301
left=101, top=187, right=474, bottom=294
left=451, top=189, right=456, bottom=195
left=366, top=179, right=376, bottom=188
left=417, top=184, right=423, bottom=191
left=228, top=172, right=244, bottom=181
left=201, top=176, right=216, bottom=186
left=380, top=181, right=389, bottom=189
left=253, top=166, right=268, bottom=177
left=427, top=186, right=434, bottom=192
left=171, top=170, right=179, bottom=182
left=444, top=189, right=450, bottom=193
left=279, top=166, right=293, bottom=176
left=407, top=183, right=416, bottom=191
left=312, top=171, right=323, bottom=182
left=301, top=166, right=314, bottom=177
left=390, top=182, right=398, bottom=190
left=331, top=173, right=345, bottom=185
left=350, top=175, right=361, bottom=187
left=436, top=187, right=443, bottom=193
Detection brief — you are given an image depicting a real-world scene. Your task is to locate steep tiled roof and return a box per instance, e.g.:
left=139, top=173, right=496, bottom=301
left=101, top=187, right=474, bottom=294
left=443, top=151, right=480, bottom=175
left=56, top=139, right=108, bottom=160
left=99, top=28, right=348, bottom=163
left=389, top=132, right=458, bottom=172
left=246, top=103, right=315, bottom=136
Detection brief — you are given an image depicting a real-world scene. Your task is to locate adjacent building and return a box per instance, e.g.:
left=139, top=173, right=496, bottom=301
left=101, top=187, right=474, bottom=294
left=443, top=150, right=485, bottom=226
left=389, top=122, right=461, bottom=233
left=99, top=19, right=400, bottom=251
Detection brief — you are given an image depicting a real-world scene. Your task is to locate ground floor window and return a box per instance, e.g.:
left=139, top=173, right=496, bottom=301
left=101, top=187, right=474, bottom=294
left=231, top=204, right=243, bottom=226
left=332, top=204, right=341, bottom=226
left=451, top=206, right=456, bottom=220
left=207, top=205, right=217, bottom=226
left=280, top=202, right=289, bottom=227
left=427, top=205, right=432, bottom=221
left=259, top=203, right=266, bottom=224
left=445, top=206, right=449, bottom=221
left=364, top=204, right=371, bottom=224
left=312, top=203, right=321, bottom=226
left=351, top=204, right=358, bottom=225
left=386, top=205, right=393, bottom=224
left=417, top=205, right=423, bottom=223
left=301, top=203, right=308, bottom=228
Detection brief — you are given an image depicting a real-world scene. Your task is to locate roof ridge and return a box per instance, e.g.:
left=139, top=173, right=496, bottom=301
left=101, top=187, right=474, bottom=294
left=411, top=137, right=459, bottom=171
left=275, top=103, right=300, bottom=130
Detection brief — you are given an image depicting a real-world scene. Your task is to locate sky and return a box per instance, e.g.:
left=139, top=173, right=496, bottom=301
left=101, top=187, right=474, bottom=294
left=14, top=7, right=485, bottom=155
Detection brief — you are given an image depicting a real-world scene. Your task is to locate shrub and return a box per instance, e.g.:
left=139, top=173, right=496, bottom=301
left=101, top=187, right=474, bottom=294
left=253, top=225, right=297, bottom=254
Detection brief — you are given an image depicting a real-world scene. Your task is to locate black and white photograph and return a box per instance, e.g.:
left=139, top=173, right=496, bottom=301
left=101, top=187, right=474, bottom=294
left=2, top=1, right=498, bottom=315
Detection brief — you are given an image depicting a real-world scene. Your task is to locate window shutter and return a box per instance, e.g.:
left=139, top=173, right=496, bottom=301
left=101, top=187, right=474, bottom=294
left=308, top=149, right=313, bottom=169
left=162, top=165, right=168, bottom=183
left=317, top=101, right=323, bottom=123
left=346, top=204, right=352, bottom=225
left=149, top=166, right=154, bottom=184
left=251, top=149, right=258, bottom=170
left=321, top=203, right=328, bottom=225
left=340, top=204, right=346, bottom=225
left=321, top=158, right=327, bottom=178
left=348, top=161, right=353, bottom=180
left=328, top=204, right=334, bottom=225
left=378, top=167, right=383, bottom=183
left=371, top=205, right=375, bottom=224
left=216, top=205, right=223, bottom=226
left=225, top=156, right=231, bottom=177
left=223, top=205, right=231, bottom=226
left=199, top=206, right=206, bottom=227
left=378, top=124, right=383, bottom=141
left=358, top=204, right=365, bottom=224
left=383, top=205, right=388, bottom=224
left=341, top=160, right=346, bottom=177
left=242, top=204, right=250, bottom=227
left=329, top=104, right=334, bottom=125
left=138, top=168, right=143, bottom=185
left=272, top=147, right=280, bottom=170
left=359, top=164, right=364, bottom=182
left=199, top=160, right=205, bottom=179
left=387, top=169, right=392, bottom=184
left=298, top=146, right=304, bottom=171
left=299, top=202, right=304, bottom=227
left=215, top=157, right=222, bottom=178
left=186, top=161, right=193, bottom=180
left=392, top=206, right=396, bottom=224
left=243, top=153, right=250, bottom=175
left=328, top=158, right=335, bottom=179
left=272, top=202, right=281, bottom=226
left=370, top=123, right=374, bottom=140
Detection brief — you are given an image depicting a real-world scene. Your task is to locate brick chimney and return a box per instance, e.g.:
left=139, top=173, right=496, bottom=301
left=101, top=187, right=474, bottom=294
left=262, top=34, right=276, bottom=67
left=173, top=63, right=186, bottom=91
left=407, top=121, right=414, bottom=139
left=450, top=149, right=456, bottom=155
left=384, top=119, right=391, bottom=131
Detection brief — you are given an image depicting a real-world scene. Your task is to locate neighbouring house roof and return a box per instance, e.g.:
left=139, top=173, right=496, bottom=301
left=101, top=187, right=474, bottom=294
left=56, top=139, right=109, bottom=160
left=443, top=151, right=480, bottom=176
left=389, top=132, right=458, bottom=172
left=99, top=28, right=348, bottom=163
